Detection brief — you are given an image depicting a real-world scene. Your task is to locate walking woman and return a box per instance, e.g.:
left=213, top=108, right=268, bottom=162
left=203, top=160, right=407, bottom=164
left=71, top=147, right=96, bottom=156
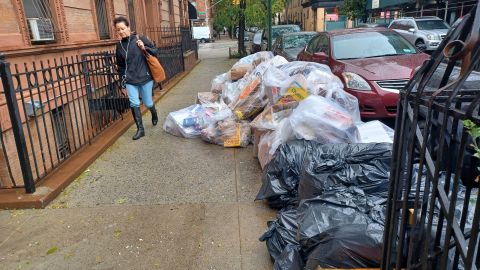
left=114, top=16, right=158, bottom=140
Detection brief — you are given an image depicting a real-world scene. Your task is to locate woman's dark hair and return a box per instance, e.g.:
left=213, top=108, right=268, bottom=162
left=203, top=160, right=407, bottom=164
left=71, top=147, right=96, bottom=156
left=113, top=16, right=129, bottom=27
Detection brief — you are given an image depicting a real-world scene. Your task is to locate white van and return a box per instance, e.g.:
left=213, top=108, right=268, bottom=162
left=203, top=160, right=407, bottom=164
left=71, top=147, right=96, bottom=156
left=192, top=26, right=213, bottom=43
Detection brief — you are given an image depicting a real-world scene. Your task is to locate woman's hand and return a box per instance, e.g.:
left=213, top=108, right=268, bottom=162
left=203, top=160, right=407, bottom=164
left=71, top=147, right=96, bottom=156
left=136, top=39, right=145, bottom=50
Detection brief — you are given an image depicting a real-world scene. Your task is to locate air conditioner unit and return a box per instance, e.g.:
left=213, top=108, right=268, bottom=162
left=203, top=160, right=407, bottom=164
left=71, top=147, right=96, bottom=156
left=27, top=18, right=55, bottom=41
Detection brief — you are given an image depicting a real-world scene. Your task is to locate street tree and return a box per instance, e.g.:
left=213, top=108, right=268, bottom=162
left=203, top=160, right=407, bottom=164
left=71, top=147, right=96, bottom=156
left=214, top=0, right=284, bottom=55
left=245, top=1, right=265, bottom=27
left=213, top=0, right=240, bottom=38
left=339, top=0, right=367, bottom=23
left=245, top=0, right=285, bottom=27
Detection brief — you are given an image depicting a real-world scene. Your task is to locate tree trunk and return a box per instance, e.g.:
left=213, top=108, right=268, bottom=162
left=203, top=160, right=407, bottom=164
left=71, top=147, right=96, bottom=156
left=285, top=4, right=289, bottom=23
left=238, top=0, right=247, bottom=55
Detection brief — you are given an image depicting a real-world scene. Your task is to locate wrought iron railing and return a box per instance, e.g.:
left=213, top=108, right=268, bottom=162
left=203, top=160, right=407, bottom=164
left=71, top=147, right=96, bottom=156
left=382, top=3, right=480, bottom=270
left=145, top=26, right=182, bottom=48
left=146, top=26, right=196, bottom=81
left=180, top=27, right=194, bottom=53
left=158, top=45, right=184, bottom=81
left=0, top=52, right=129, bottom=192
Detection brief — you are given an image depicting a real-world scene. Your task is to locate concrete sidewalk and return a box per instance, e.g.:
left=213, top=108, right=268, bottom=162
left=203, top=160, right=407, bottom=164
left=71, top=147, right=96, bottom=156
left=0, top=40, right=275, bottom=270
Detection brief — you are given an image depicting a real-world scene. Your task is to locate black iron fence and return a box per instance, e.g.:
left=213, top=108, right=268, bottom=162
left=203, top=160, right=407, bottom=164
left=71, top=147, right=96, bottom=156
left=180, top=27, right=194, bottom=53
left=146, top=26, right=182, bottom=48
left=0, top=52, right=129, bottom=191
left=158, top=44, right=184, bottom=81
left=146, top=26, right=197, bottom=81
left=382, top=4, right=480, bottom=270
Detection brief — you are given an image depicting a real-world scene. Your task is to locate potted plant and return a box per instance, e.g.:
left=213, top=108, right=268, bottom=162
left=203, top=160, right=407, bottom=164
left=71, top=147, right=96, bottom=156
left=464, top=120, right=480, bottom=184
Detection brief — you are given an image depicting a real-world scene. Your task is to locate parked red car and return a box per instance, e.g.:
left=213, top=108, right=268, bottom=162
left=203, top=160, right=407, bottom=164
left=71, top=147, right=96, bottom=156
left=297, top=28, right=430, bottom=119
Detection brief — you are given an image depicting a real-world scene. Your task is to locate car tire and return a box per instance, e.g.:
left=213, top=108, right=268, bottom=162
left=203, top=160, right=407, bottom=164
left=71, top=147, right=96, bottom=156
left=200, top=39, right=206, bottom=43
left=415, top=40, right=426, bottom=52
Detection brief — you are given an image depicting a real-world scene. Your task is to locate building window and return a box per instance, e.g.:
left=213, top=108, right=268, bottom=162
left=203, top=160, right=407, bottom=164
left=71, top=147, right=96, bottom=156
left=94, top=0, right=110, bottom=39
left=22, top=0, right=57, bottom=43
left=51, top=106, right=70, bottom=160
left=127, top=0, right=137, bottom=31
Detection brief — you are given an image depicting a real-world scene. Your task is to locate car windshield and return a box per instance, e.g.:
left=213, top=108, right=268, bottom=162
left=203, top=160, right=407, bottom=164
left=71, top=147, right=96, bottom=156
left=272, top=26, right=301, bottom=39
left=333, top=31, right=417, bottom=60
left=283, top=33, right=316, bottom=49
left=416, top=20, right=449, bottom=30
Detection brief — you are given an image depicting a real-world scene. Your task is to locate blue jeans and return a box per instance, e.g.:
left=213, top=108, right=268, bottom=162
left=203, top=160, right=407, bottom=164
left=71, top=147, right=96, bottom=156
left=126, top=80, right=154, bottom=108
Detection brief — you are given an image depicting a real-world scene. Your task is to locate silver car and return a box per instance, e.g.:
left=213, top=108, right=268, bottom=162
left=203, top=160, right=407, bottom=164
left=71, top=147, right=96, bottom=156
left=388, top=17, right=450, bottom=52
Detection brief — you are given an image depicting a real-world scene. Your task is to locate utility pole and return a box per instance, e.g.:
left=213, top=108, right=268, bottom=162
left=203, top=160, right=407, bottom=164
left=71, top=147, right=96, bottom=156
left=267, top=0, right=272, bottom=50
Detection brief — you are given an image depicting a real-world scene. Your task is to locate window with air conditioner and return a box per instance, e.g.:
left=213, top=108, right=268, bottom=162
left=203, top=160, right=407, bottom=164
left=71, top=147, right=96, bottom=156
left=23, top=0, right=56, bottom=42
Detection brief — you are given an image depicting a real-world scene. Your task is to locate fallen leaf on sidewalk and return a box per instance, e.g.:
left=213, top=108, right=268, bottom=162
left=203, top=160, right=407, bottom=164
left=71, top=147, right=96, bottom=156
left=46, top=247, right=58, bottom=255
left=64, top=252, right=75, bottom=259
left=115, top=198, right=127, bottom=204
left=114, top=229, right=122, bottom=237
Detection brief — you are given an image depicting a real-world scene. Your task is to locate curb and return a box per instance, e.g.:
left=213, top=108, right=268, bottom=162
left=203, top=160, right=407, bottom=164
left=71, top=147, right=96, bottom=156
left=0, top=60, right=201, bottom=209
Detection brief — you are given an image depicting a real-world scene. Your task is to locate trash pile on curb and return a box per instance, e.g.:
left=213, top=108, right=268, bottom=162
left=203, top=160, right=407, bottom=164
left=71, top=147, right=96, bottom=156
left=163, top=52, right=394, bottom=150
left=163, top=52, right=398, bottom=269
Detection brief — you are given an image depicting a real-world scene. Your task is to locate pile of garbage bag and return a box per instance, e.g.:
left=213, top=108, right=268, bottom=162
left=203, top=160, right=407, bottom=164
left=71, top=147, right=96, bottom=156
left=256, top=140, right=392, bottom=269
left=258, top=140, right=478, bottom=269
left=259, top=173, right=388, bottom=269
left=161, top=51, right=401, bottom=269
left=163, top=51, right=395, bottom=151
left=257, top=141, right=392, bottom=209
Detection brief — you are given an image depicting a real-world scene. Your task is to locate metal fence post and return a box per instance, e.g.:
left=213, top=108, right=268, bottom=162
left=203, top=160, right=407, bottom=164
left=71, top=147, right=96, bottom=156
left=0, top=54, right=35, bottom=193
left=179, top=27, right=186, bottom=73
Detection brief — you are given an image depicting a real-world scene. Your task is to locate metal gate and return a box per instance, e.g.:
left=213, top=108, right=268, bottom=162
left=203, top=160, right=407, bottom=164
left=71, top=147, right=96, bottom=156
left=382, top=3, right=480, bottom=270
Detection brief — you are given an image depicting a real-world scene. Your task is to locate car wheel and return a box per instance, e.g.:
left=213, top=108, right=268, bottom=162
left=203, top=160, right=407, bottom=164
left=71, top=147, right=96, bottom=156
left=200, top=39, right=206, bottom=43
left=415, top=40, right=426, bottom=52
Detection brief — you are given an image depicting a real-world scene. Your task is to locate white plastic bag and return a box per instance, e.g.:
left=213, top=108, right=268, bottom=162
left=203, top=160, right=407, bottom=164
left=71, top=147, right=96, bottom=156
left=211, top=73, right=231, bottom=94
left=250, top=102, right=298, bottom=131
left=200, top=117, right=251, bottom=147
left=234, top=51, right=274, bottom=67
left=163, top=104, right=208, bottom=138
left=356, top=120, right=394, bottom=143
left=278, top=61, right=362, bottom=123
left=288, top=96, right=359, bottom=144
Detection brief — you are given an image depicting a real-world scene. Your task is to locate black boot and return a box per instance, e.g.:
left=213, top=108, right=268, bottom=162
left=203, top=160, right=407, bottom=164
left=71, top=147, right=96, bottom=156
left=149, top=106, right=158, bottom=126
left=131, top=107, right=145, bottom=140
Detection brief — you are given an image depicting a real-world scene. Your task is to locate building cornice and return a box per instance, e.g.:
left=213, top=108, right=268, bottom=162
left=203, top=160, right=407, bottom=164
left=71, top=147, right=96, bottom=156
left=1, top=40, right=118, bottom=58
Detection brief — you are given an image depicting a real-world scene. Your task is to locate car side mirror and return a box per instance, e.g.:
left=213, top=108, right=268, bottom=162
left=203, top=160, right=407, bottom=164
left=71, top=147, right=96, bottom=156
left=312, top=52, right=329, bottom=63
left=408, top=28, right=416, bottom=33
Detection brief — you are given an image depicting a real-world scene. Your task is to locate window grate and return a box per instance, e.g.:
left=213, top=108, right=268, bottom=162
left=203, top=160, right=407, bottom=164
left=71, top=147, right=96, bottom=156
left=95, top=0, right=110, bottom=40
left=128, top=0, right=136, bottom=31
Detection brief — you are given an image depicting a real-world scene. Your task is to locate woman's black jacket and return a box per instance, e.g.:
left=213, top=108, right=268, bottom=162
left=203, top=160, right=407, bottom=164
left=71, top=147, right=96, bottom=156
left=116, top=34, right=158, bottom=86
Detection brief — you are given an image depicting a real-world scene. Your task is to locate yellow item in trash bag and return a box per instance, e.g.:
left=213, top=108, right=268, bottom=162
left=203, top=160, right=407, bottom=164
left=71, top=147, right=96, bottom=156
left=223, top=124, right=242, bottom=147
left=277, top=82, right=309, bottom=105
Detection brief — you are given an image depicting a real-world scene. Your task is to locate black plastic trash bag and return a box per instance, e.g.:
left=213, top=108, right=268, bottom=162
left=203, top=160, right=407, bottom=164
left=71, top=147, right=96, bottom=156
left=259, top=208, right=299, bottom=262
left=257, top=141, right=392, bottom=209
left=304, top=224, right=384, bottom=270
left=256, top=140, right=318, bottom=209
left=273, top=244, right=305, bottom=270
left=297, top=187, right=386, bottom=253
left=298, top=143, right=392, bottom=201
